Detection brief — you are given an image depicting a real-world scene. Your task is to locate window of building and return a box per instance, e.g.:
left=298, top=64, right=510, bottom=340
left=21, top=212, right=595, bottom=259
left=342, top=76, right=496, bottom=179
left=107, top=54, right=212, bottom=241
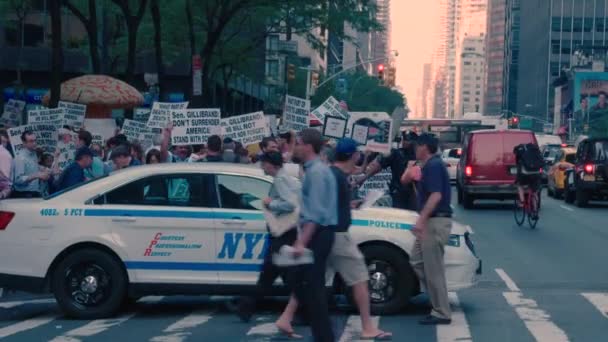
left=573, top=18, right=583, bottom=32
left=266, top=60, right=279, bottom=78
left=562, top=17, right=572, bottom=31
left=464, top=61, right=472, bottom=65
left=463, top=91, right=470, bottom=95
left=550, top=62, right=560, bottom=76
left=217, top=175, right=271, bottom=211
left=584, top=18, right=593, bottom=32
left=3, top=22, right=44, bottom=47
left=476, top=91, right=481, bottom=95
left=551, top=40, right=560, bottom=54
left=267, top=35, right=279, bottom=51
left=552, top=17, right=561, bottom=32
left=596, top=21, right=605, bottom=33
left=464, top=98, right=470, bottom=102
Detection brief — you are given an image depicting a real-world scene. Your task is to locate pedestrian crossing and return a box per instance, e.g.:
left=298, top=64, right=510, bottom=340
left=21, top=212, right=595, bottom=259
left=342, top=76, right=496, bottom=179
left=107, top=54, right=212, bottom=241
left=0, top=291, right=606, bottom=341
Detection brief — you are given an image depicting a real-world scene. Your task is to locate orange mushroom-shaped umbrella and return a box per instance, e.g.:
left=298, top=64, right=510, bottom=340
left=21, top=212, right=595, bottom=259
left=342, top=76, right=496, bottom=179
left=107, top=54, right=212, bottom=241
left=42, top=75, right=144, bottom=118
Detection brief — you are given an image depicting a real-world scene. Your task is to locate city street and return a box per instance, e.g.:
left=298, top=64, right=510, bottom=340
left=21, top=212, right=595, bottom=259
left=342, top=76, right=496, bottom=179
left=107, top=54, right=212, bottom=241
left=0, top=190, right=606, bottom=341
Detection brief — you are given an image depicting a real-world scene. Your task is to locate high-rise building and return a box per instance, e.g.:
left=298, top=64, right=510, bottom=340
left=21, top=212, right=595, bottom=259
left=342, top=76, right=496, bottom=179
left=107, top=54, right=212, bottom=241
left=421, top=63, right=433, bottom=118
left=516, top=0, right=608, bottom=121
left=371, top=0, right=392, bottom=75
left=484, top=0, right=508, bottom=115
left=455, top=0, right=487, bottom=117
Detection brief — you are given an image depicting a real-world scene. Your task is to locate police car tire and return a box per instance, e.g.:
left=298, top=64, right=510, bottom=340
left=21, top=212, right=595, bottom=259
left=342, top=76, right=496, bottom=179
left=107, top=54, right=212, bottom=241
left=52, top=249, right=127, bottom=319
left=361, top=245, right=417, bottom=315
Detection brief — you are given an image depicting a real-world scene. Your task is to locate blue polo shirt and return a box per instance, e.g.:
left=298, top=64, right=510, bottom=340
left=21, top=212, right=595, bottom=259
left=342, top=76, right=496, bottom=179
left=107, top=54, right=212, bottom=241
left=416, top=156, right=452, bottom=216
left=57, top=162, right=86, bottom=192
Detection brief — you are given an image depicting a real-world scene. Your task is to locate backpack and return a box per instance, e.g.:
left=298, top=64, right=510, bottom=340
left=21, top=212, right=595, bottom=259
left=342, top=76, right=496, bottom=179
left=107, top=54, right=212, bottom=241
left=519, top=143, right=543, bottom=173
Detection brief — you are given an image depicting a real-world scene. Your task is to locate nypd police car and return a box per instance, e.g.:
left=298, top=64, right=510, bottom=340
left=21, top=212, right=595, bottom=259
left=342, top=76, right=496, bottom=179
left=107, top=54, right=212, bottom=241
left=0, top=163, right=480, bottom=319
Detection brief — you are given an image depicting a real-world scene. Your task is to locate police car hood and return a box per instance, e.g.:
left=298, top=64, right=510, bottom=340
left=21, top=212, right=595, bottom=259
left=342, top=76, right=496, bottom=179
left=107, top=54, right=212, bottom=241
left=354, top=207, right=471, bottom=235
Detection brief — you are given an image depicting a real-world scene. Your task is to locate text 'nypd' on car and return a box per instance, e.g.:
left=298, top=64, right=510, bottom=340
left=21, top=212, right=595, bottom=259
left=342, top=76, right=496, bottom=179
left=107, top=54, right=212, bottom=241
left=0, top=163, right=481, bottom=319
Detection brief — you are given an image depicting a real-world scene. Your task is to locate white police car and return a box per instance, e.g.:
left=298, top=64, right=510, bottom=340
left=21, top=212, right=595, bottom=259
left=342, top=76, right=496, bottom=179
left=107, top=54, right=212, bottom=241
left=0, top=163, right=480, bottom=319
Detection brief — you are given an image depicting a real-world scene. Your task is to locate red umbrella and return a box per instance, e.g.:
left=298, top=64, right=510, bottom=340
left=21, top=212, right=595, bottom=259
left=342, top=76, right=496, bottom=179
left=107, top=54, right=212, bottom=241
left=42, top=75, right=144, bottom=114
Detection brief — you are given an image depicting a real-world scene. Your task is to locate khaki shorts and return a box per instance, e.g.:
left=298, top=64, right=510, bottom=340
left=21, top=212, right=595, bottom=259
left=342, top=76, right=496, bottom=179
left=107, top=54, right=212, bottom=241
left=327, top=232, right=369, bottom=286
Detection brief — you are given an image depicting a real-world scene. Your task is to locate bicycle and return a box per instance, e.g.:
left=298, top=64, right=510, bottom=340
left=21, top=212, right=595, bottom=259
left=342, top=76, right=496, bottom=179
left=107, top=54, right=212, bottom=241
left=514, top=186, right=541, bottom=229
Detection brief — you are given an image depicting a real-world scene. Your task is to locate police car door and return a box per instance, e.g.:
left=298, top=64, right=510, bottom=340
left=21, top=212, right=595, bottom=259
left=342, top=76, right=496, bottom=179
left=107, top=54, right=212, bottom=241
left=90, top=172, right=219, bottom=285
left=214, top=173, right=271, bottom=285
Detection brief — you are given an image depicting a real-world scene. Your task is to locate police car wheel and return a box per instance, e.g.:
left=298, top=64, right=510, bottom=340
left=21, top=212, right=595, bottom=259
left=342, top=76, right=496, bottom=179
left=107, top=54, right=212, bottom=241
left=52, top=249, right=127, bottom=319
left=362, top=245, right=417, bottom=315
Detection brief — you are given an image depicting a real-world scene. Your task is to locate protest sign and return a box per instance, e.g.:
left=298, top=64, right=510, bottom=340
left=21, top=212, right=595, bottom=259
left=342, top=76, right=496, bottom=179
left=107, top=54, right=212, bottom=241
left=58, top=101, right=86, bottom=128
left=351, top=123, right=369, bottom=145
left=8, top=123, right=58, bottom=155
left=357, top=168, right=391, bottom=198
left=121, top=119, right=149, bottom=142
left=84, top=119, right=116, bottom=142
left=311, top=96, right=349, bottom=123
left=91, top=133, right=104, bottom=147
left=265, top=115, right=278, bottom=137
left=147, top=101, right=189, bottom=129
left=221, top=111, right=269, bottom=146
left=27, top=108, right=64, bottom=125
left=56, top=128, right=78, bottom=169
left=171, top=108, right=221, bottom=146
left=346, top=112, right=393, bottom=153
left=134, top=108, right=151, bottom=122
left=322, top=116, right=347, bottom=139
left=1, top=99, right=26, bottom=126
left=283, top=95, right=310, bottom=132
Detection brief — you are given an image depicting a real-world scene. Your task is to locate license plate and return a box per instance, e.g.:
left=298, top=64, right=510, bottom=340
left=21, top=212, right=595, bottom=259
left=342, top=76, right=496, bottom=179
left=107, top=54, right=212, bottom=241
left=583, top=175, right=595, bottom=181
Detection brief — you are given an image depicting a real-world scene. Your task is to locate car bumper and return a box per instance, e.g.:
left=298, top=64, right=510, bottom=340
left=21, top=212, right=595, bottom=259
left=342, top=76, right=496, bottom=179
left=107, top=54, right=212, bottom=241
left=0, top=273, right=47, bottom=293
left=463, top=184, right=517, bottom=196
left=579, top=181, right=608, bottom=192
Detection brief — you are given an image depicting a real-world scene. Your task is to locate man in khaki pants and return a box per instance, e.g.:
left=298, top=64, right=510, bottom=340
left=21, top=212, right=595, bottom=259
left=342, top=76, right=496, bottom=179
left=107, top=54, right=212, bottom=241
left=401, top=133, right=453, bottom=325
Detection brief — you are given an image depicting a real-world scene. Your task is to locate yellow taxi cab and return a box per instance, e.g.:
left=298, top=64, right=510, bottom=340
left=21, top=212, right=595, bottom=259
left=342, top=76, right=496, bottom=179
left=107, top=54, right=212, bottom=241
left=547, top=145, right=577, bottom=198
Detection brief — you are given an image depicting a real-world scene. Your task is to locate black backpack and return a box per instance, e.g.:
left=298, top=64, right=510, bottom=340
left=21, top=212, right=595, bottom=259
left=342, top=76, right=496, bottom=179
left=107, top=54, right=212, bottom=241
left=519, top=143, right=543, bottom=173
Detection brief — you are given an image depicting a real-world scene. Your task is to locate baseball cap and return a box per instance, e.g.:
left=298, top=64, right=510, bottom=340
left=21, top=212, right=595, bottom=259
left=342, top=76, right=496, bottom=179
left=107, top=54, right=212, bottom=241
left=335, top=138, right=358, bottom=155
left=74, top=146, right=94, bottom=160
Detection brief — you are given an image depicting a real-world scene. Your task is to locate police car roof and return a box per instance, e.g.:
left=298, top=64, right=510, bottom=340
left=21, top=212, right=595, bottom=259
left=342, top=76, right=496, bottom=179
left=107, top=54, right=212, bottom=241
left=109, top=162, right=267, bottom=178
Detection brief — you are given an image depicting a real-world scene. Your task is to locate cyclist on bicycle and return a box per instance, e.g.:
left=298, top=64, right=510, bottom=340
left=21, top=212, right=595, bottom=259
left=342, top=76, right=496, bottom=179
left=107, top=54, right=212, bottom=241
left=513, top=143, right=543, bottom=211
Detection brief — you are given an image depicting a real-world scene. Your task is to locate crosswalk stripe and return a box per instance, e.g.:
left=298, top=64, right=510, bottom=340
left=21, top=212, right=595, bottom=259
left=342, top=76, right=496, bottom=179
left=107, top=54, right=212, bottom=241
left=0, top=314, right=58, bottom=339
left=581, top=293, right=608, bottom=319
left=0, top=298, right=56, bottom=309
left=437, top=292, right=472, bottom=342
left=338, top=315, right=380, bottom=342
left=149, top=311, right=212, bottom=342
left=503, top=292, right=570, bottom=342
left=49, top=314, right=135, bottom=342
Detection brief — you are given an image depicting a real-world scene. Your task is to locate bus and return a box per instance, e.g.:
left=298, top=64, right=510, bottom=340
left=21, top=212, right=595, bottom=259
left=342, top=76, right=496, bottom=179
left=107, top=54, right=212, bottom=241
left=400, top=117, right=507, bottom=149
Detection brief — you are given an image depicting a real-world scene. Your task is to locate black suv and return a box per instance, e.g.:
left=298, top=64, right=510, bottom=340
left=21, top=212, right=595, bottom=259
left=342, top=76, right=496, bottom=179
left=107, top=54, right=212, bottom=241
left=563, top=138, right=608, bottom=207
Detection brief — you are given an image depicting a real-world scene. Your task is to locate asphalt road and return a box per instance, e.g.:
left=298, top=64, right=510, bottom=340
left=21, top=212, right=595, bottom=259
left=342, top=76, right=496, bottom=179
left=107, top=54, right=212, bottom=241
left=0, top=189, right=606, bottom=341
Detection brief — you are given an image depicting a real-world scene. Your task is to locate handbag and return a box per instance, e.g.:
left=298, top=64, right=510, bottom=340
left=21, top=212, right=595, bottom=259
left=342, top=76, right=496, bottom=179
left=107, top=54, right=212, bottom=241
left=262, top=205, right=300, bottom=238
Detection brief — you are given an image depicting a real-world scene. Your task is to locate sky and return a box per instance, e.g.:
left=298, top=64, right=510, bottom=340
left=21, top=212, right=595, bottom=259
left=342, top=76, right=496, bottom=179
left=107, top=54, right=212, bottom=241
left=390, top=0, right=441, bottom=114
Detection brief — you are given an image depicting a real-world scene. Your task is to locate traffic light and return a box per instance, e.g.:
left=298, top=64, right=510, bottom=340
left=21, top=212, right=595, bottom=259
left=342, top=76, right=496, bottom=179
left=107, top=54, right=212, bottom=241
left=377, top=64, right=385, bottom=84
left=311, top=71, right=319, bottom=89
left=509, top=116, right=520, bottom=128
left=287, top=63, right=296, bottom=81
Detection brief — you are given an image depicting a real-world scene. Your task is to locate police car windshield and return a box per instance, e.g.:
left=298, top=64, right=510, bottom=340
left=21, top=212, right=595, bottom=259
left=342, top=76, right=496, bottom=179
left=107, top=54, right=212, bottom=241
left=44, top=176, right=108, bottom=200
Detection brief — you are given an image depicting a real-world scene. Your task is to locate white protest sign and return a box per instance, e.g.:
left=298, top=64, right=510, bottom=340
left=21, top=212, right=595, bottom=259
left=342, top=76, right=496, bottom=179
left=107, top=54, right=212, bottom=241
left=311, top=96, right=349, bottom=123
left=56, top=128, right=78, bottom=169
left=358, top=168, right=391, bottom=198
left=1, top=99, right=26, bottom=126
left=322, top=116, right=347, bottom=139
left=91, top=133, right=104, bottom=147
left=283, top=95, right=310, bottom=132
left=27, top=108, right=64, bottom=125
left=121, top=119, right=149, bottom=142
left=84, top=119, right=116, bottom=142
left=265, top=115, right=278, bottom=137
left=170, top=108, right=221, bottom=146
left=8, top=123, right=59, bottom=155
left=351, top=123, right=369, bottom=145
left=346, top=112, right=393, bottom=153
left=147, top=101, right=189, bottom=129
left=221, top=111, right=270, bottom=146
left=134, top=108, right=151, bottom=122
left=58, top=101, right=86, bottom=128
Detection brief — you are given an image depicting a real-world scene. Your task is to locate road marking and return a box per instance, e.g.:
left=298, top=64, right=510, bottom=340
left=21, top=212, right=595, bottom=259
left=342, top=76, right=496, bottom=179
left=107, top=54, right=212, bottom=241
left=49, top=314, right=135, bottom=342
left=246, top=317, right=279, bottom=337
left=581, top=293, right=608, bottom=319
left=0, top=298, right=56, bottom=309
left=437, top=292, right=472, bottom=342
left=559, top=205, right=574, bottom=212
left=495, top=268, right=521, bottom=292
left=0, top=314, right=57, bottom=338
left=150, top=311, right=212, bottom=342
left=338, top=315, right=380, bottom=342
left=503, top=292, right=569, bottom=342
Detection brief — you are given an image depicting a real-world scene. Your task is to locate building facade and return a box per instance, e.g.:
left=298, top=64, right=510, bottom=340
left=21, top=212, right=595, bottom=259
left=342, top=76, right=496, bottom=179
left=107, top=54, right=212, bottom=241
left=484, top=0, right=508, bottom=115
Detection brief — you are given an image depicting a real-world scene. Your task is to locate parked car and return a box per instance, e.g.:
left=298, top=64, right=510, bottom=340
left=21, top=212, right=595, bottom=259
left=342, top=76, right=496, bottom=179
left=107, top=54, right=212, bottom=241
left=541, top=144, right=564, bottom=184
left=457, top=129, right=538, bottom=209
left=441, top=148, right=461, bottom=182
left=563, top=137, right=608, bottom=207
left=546, top=145, right=577, bottom=198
